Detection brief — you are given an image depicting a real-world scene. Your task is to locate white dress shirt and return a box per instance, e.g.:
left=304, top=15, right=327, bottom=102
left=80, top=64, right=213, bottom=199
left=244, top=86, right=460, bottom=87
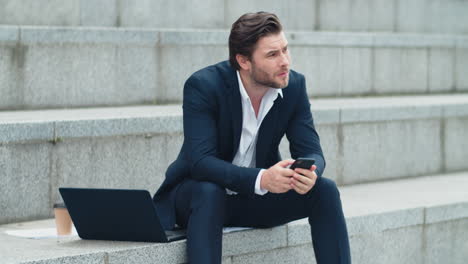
left=228, top=71, right=283, bottom=196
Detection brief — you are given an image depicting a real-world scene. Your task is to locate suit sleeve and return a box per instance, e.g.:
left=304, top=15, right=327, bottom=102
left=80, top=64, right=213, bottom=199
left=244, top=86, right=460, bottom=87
left=182, top=75, right=260, bottom=196
left=286, top=76, right=326, bottom=177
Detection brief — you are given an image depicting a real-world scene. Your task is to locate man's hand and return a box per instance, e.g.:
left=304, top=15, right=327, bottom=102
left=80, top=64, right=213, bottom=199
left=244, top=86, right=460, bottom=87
left=260, top=159, right=295, bottom=193
left=290, top=164, right=318, bottom=195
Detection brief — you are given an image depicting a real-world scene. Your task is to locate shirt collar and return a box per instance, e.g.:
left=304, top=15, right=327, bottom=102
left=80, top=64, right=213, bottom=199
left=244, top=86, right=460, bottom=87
left=236, top=71, right=283, bottom=101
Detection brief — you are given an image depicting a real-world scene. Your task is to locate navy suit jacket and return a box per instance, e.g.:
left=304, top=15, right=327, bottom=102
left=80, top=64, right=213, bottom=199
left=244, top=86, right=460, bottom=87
left=153, top=61, right=325, bottom=230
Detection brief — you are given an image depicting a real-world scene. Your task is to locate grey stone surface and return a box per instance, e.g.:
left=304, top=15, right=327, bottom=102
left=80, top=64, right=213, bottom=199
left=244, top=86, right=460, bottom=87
left=292, top=47, right=342, bottom=97
left=0, top=144, right=51, bottom=224
left=119, top=0, right=224, bottom=29
left=21, top=42, right=157, bottom=108
left=0, top=122, right=54, bottom=143
left=50, top=134, right=180, bottom=204
left=429, top=48, right=455, bottom=93
left=288, top=31, right=374, bottom=47
left=456, top=48, right=468, bottom=91
left=1, top=173, right=468, bottom=263
left=0, top=0, right=80, bottom=26
left=424, top=218, right=468, bottom=264
left=292, top=47, right=372, bottom=96
left=341, top=47, right=372, bottom=95
left=0, top=26, right=19, bottom=42
left=1, top=28, right=468, bottom=108
left=341, top=120, right=442, bottom=184
left=318, top=0, right=394, bottom=32
left=232, top=244, right=315, bottom=264
left=159, top=30, right=227, bottom=45
left=158, top=45, right=227, bottom=102
left=396, top=0, right=427, bottom=33
left=55, top=115, right=182, bottom=139
left=225, top=0, right=316, bottom=31
left=107, top=241, right=186, bottom=264
left=1, top=1, right=468, bottom=33
left=287, top=208, right=424, bottom=247
left=350, top=225, right=424, bottom=264
left=20, top=27, right=159, bottom=45
left=22, top=254, right=105, bottom=264
left=372, top=33, right=455, bottom=48
left=425, top=202, right=468, bottom=225
left=223, top=226, right=287, bottom=256
left=80, top=0, right=117, bottom=27
left=339, top=103, right=443, bottom=123
left=373, top=48, right=428, bottom=94
left=345, top=209, right=424, bottom=236
left=0, top=45, right=21, bottom=110
left=315, top=125, right=340, bottom=183
left=1, top=95, right=468, bottom=223
left=444, top=117, right=468, bottom=172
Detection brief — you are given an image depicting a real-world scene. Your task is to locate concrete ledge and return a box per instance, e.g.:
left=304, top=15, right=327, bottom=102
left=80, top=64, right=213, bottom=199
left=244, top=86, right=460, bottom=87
left=1, top=0, right=468, bottom=35
left=2, top=94, right=468, bottom=224
left=2, top=26, right=468, bottom=48
left=1, top=27, right=468, bottom=109
left=1, top=172, right=467, bottom=264
left=1, top=94, right=468, bottom=144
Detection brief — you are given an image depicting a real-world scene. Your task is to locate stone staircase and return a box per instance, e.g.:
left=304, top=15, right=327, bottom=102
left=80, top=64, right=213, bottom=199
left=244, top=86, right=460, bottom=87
left=1, top=0, right=468, bottom=263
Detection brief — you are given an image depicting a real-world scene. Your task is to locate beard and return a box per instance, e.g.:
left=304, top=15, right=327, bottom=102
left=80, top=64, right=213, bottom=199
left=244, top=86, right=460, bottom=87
left=250, top=62, right=289, bottom=89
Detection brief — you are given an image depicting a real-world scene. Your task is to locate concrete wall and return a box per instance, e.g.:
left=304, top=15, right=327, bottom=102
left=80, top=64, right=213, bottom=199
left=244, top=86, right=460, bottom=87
left=2, top=96, right=468, bottom=224
left=1, top=0, right=468, bottom=34
left=1, top=28, right=467, bottom=110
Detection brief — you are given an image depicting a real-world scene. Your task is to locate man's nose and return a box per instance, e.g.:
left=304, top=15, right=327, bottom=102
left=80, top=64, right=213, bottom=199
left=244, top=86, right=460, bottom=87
left=279, top=52, right=290, bottom=67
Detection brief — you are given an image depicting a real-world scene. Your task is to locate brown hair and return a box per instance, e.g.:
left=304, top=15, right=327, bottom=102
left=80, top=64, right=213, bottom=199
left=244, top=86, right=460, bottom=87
left=229, top=12, right=283, bottom=70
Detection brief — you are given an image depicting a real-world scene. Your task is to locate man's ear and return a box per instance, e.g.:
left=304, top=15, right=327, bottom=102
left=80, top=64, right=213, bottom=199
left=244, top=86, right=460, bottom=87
left=236, top=54, right=251, bottom=71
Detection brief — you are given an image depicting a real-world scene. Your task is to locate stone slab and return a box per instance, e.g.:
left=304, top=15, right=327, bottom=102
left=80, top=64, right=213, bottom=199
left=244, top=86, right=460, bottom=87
left=1, top=28, right=467, bottom=108
left=1, top=0, right=468, bottom=34
left=231, top=244, right=315, bottom=264
left=0, top=26, right=19, bottom=42
left=225, top=0, right=316, bottom=31
left=79, top=0, right=117, bottom=27
left=456, top=48, right=468, bottom=91
left=0, top=0, right=80, bottom=27
left=318, top=0, right=394, bottom=32
left=341, top=119, right=442, bottom=184
left=2, top=172, right=468, bottom=263
left=373, top=48, right=428, bottom=94
left=424, top=218, right=468, bottom=264
left=0, top=144, right=52, bottom=224
left=350, top=225, right=424, bottom=264
left=429, top=48, right=455, bottom=93
left=2, top=94, right=468, bottom=144
left=50, top=134, right=181, bottom=204
left=444, top=117, right=468, bottom=172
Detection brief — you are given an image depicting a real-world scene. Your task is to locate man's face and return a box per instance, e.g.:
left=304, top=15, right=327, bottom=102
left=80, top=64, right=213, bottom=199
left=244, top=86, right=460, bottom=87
left=248, top=31, right=290, bottom=89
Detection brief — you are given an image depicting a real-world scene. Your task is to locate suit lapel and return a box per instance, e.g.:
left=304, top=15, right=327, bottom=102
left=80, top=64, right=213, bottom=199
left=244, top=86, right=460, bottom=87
left=255, top=95, right=283, bottom=168
left=225, top=71, right=243, bottom=160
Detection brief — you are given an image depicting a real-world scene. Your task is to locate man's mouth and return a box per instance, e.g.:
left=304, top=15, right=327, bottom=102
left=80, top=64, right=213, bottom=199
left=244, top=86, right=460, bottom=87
left=278, top=71, right=289, bottom=77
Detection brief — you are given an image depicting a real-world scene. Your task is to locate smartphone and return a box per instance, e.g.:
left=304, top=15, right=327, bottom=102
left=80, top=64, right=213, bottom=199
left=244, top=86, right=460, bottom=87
left=290, top=158, right=315, bottom=170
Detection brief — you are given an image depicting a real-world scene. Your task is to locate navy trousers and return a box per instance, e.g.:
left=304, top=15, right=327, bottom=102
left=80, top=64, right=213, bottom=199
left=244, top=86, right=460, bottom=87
left=174, top=176, right=351, bottom=264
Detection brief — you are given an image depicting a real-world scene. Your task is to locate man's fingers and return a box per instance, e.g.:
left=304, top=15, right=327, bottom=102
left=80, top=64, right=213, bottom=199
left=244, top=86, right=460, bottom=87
left=291, top=180, right=308, bottom=194
left=277, top=159, right=295, bottom=168
left=295, top=167, right=317, bottom=180
left=293, top=173, right=314, bottom=186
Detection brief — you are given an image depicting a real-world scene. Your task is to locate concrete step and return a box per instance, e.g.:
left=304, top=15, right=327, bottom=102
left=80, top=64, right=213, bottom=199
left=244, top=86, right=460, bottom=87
left=1, top=0, right=468, bottom=34
left=1, top=26, right=467, bottom=110
left=1, top=172, right=467, bottom=264
left=1, top=94, right=468, bottom=224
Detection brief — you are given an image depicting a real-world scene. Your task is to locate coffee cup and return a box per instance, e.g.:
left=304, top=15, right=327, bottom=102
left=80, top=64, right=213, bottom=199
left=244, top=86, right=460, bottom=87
left=53, top=203, right=72, bottom=236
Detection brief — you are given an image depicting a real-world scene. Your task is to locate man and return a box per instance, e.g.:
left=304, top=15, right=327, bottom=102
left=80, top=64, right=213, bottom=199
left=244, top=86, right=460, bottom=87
left=153, top=12, right=351, bottom=264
